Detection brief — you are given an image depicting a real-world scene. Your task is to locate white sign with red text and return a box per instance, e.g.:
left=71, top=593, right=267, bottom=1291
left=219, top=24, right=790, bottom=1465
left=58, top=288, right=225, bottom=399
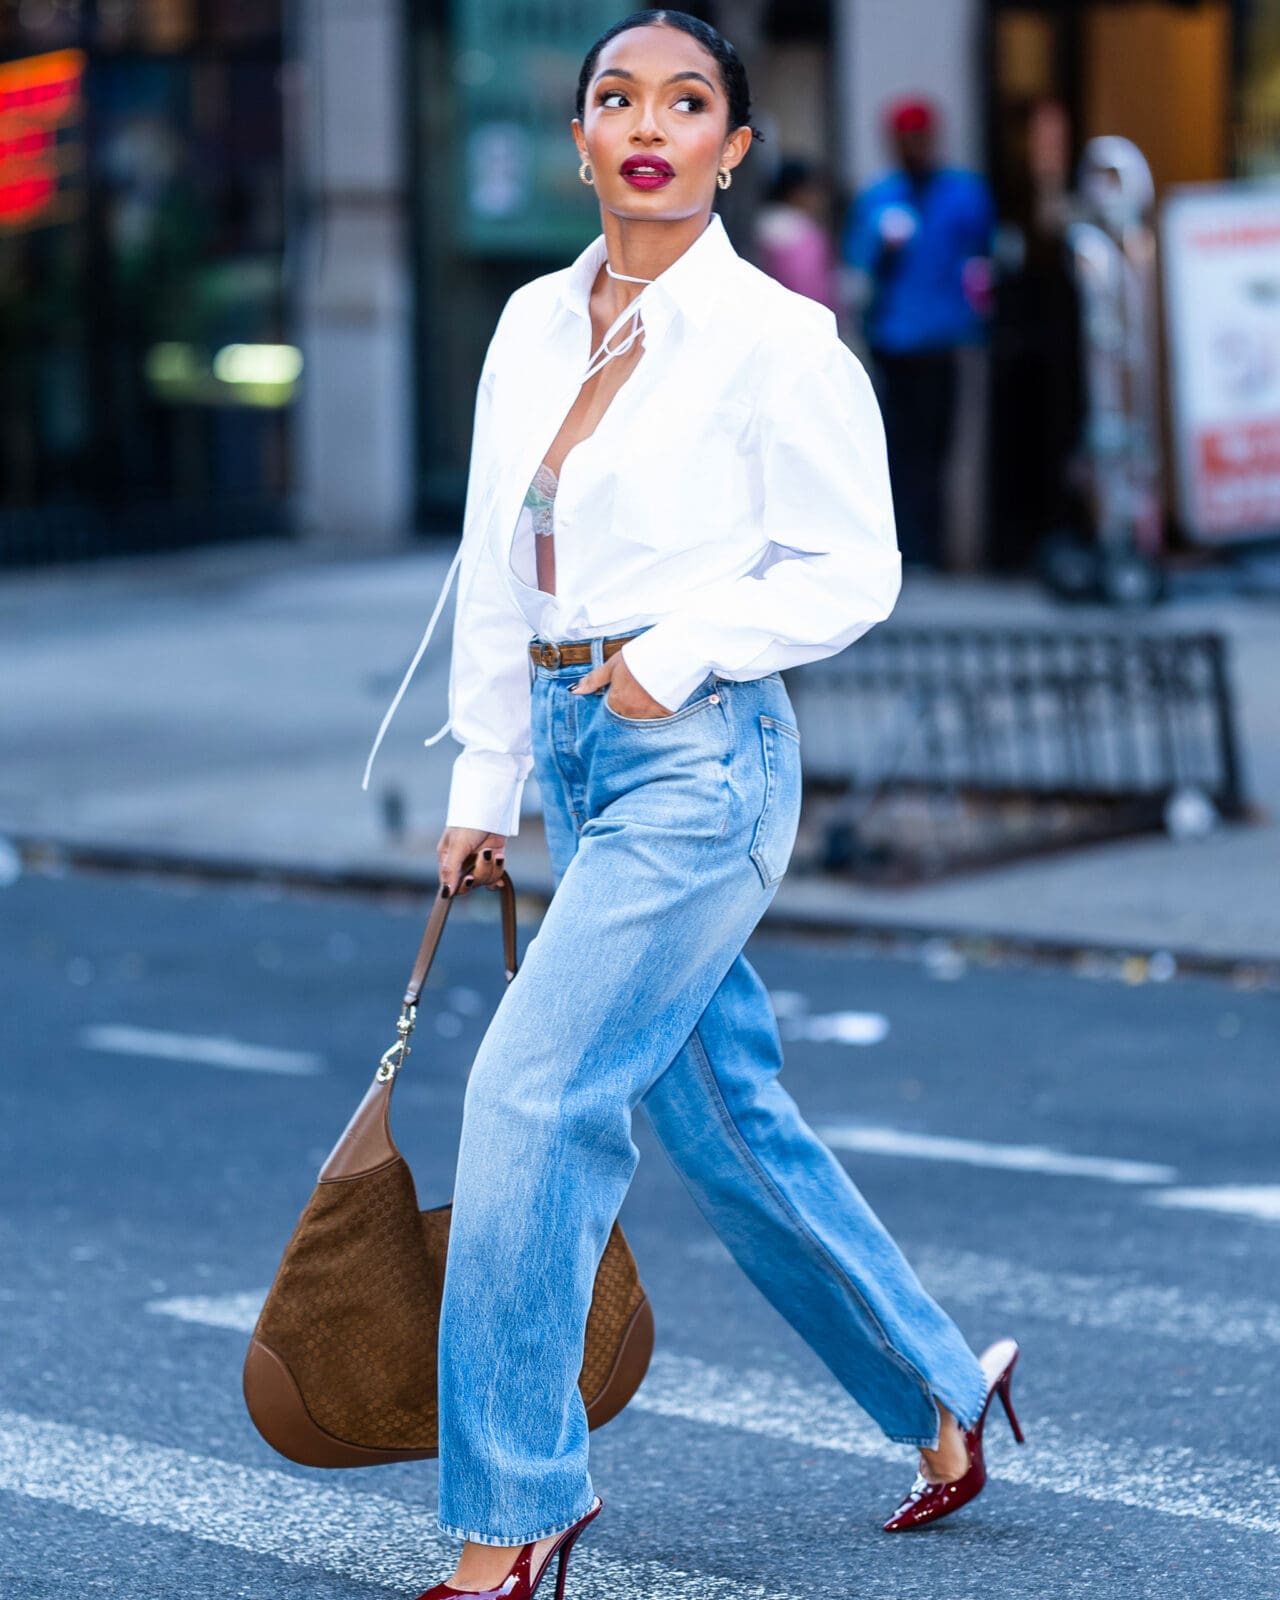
left=1160, top=181, right=1280, bottom=544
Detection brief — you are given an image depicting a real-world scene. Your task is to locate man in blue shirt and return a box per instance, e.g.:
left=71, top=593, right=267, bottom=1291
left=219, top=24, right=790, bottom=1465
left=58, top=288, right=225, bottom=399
left=844, top=97, right=996, bottom=567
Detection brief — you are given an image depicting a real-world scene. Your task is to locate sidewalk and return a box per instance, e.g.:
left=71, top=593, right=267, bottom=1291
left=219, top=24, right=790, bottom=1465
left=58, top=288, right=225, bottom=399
left=4, top=539, right=1278, bottom=968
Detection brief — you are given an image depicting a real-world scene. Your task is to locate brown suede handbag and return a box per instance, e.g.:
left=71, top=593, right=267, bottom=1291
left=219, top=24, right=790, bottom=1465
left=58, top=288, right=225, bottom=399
left=242, top=863, right=655, bottom=1468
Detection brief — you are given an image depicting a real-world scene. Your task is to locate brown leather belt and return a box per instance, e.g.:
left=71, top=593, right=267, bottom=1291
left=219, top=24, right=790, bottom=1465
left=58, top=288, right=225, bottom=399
left=528, top=633, right=641, bottom=669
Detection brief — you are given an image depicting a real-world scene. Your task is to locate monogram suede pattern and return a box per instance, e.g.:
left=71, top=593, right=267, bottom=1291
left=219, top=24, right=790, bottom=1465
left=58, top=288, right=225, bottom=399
left=251, top=1155, right=647, bottom=1455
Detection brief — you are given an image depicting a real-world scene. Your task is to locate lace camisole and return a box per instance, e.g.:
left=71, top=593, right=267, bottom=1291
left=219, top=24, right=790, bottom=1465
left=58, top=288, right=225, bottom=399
left=511, top=458, right=559, bottom=596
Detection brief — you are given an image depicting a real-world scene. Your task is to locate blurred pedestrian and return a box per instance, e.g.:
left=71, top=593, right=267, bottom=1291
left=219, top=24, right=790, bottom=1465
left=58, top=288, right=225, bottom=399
left=844, top=97, right=996, bottom=568
left=754, top=155, right=840, bottom=312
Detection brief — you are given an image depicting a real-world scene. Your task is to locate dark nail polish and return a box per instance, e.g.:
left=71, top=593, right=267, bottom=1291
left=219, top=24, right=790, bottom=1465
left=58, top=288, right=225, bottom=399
left=482, top=849, right=492, bottom=861
left=440, top=885, right=451, bottom=898
left=464, top=876, right=474, bottom=887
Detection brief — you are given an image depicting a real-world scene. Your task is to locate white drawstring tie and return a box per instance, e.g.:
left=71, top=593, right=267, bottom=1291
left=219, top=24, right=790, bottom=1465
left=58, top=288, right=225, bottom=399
left=361, top=258, right=654, bottom=792
left=360, top=541, right=464, bottom=791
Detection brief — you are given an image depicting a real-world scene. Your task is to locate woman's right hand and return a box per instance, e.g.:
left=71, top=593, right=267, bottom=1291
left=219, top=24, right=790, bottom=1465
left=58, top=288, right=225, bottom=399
left=437, top=827, right=507, bottom=897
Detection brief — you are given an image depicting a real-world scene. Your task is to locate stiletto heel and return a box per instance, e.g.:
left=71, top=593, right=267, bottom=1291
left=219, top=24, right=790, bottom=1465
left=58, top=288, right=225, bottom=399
left=413, top=1495, right=602, bottom=1599
left=996, top=1368, right=1025, bottom=1443
left=553, top=1519, right=590, bottom=1600
left=882, top=1338, right=1025, bottom=1532
left=553, top=1539, right=572, bottom=1600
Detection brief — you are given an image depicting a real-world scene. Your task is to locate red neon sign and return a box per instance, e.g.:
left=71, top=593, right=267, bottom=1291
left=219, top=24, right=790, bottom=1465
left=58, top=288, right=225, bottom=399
left=0, top=49, right=85, bottom=230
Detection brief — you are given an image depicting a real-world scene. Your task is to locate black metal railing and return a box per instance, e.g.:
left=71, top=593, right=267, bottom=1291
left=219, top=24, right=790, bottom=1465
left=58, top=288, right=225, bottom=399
left=786, top=629, right=1246, bottom=882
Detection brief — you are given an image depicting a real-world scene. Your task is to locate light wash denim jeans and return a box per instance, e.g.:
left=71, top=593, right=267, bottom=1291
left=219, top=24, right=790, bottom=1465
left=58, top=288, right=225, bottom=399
left=435, top=628, right=989, bottom=1544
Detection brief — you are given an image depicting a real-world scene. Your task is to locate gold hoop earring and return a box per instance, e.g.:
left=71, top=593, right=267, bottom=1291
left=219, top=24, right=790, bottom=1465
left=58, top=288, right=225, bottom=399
left=579, top=159, right=593, bottom=186
left=717, top=168, right=732, bottom=190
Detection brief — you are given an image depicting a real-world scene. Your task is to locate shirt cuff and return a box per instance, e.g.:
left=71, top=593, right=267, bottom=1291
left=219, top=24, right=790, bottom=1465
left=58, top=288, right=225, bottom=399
left=619, top=626, right=714, bottom=713
left=445, top=748, right=528, bottom=837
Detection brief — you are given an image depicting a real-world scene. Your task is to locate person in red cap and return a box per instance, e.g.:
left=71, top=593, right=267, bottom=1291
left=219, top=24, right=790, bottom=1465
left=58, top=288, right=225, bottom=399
left=843, top=95, right=996, bottom=568
left=889, top=95, right=936, bottom=137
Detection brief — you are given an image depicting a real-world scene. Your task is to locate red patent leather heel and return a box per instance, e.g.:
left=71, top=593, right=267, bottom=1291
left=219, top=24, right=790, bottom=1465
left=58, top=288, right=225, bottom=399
left=995, top=1362, right=1025, bottom=1443
left=413, top=1496, right=602, bottom=1599
left=882, top=1339, right=1025, bottom=1532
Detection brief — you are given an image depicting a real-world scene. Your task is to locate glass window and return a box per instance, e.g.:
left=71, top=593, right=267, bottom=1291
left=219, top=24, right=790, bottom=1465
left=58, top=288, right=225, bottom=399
left=0, top=5, right=290, bottom=560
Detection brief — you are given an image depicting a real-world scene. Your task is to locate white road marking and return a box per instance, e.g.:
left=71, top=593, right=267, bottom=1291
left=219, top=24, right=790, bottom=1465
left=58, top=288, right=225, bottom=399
left=908, top=1245, right=1280, bottom=1350
left=79, top=1024, right=324, bottom=1076
left=144, top=1294, right=1280, bottom=1535
left=0, top=1408, right=801, bottom=1600
left=0, top=835, right=21, bottom=887
left=787, top=1012, right=890, bottom=1046
left=817, top=1122, right=1177, bottom=1185
left=630, top=1353, right=1280, bottom=1537
left=765, top=989, right=808, bottom=1018
left=1146, top=1185, right=1280, bottom=1224
left=148, top=1290, right=268, bottom=1332
left=681, top=1238, right=1280, bottom=1351
left=767, top=990, right=889, bottom=1045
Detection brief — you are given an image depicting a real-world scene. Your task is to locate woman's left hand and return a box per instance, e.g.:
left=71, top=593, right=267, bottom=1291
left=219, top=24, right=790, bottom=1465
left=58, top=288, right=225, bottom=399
left=570, top=652, right=673, bottom=718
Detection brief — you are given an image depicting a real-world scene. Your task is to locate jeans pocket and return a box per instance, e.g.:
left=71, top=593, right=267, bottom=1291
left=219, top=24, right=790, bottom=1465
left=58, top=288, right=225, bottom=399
left=749, top=714, right=802, bottom=890
left=602, top=673, right=718, bottom=726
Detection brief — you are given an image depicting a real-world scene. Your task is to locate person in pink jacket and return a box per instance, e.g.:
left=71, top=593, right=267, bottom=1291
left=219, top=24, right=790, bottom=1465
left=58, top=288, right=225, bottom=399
left=754, top=156, right=841, bottom=313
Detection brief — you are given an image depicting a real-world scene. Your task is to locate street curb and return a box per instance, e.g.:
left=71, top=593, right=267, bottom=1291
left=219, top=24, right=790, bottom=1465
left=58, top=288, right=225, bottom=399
left=10, top=832, right=1278, bottom=988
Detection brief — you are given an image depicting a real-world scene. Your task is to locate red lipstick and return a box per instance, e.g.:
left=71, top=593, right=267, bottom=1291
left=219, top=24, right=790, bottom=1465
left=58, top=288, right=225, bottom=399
left=620, top=154, right=675, bottom=190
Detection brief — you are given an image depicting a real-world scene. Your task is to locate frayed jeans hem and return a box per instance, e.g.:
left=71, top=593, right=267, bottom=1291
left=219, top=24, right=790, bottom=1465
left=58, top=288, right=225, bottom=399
left=437, top=1495, right=598, bottom=1547
left=887, top=1429, right=945, bottom=1448
left=885, top=1379, right=988, bottom=1449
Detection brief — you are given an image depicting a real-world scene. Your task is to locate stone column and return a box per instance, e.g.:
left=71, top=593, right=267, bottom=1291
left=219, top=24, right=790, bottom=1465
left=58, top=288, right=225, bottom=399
left=292, top=0, right=413, bottom=550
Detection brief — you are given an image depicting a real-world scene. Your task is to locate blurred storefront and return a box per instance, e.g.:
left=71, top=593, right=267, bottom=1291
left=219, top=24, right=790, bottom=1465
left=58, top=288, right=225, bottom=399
left=984, top=0, right=1280, bottom=570
left=0, top=0, right=290, bottom=564
left=8, top=0, right=1280, bottom=567
left=1, top=0, right=972, bottom=562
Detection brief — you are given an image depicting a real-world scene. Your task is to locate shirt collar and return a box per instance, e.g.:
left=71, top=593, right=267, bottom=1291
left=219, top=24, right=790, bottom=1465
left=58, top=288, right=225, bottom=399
left=556, top=209, right=736, bottom=334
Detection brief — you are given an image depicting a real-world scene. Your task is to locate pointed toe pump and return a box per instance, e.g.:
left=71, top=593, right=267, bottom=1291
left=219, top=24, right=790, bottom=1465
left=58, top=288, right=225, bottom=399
left=882, top=1339, right=1025, bottom=1533
left=414, top=1497, right=602, bottom=1599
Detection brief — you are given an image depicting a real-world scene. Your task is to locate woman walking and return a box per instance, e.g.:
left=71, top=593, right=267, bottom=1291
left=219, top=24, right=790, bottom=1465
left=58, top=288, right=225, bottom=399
left=367, top=12, right=1024, bottom=1596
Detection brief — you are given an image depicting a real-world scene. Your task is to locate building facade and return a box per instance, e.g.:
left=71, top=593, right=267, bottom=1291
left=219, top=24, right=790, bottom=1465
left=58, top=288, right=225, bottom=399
left=0, top=0, right=290, bottom=563
left=3, top=0, right=1279, bottom=566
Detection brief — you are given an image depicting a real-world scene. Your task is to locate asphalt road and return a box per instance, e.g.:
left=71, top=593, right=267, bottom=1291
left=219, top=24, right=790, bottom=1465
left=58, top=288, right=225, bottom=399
left=1, top=869, right=1277, bottom=1600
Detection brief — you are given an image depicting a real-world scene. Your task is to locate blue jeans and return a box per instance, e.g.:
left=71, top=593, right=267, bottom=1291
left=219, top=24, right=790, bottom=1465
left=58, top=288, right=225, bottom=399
left=436, top=629, right=988, bottom=1544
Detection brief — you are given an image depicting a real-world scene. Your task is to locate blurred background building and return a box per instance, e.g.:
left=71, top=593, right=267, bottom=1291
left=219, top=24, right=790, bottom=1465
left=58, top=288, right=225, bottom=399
left=3, top=0, right=1280, bottom=571
left=0, top=0, right=289, bottom=562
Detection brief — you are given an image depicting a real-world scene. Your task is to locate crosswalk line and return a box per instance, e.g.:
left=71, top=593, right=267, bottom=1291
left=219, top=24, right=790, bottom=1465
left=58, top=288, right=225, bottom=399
left=79, top=1024, right=324, bottom=1076
left=1145, top=1185, right=1280, bottom=1224
left=0, top=1407, right=802, bottom=1600
left=630, top=1354, right=1280, bottom=1537
left=904, top=1244, right=1280, bottom=1351
left=155, top=1239, right=1280, bottom=1352
left=143, top=1294, right=1279, bottom=1536
left=767, top=992, right=890, bottom=1046
left=817, top=1122, right=1178, bottom=1184
left=679, top=1237, right=1280, bottom=1350
left=148, top=1289, right=267, bottom=1333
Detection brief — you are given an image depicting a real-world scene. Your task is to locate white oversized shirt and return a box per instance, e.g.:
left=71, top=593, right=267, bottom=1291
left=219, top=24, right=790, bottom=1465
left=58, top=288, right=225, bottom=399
left=366, top=209, right=902, bottom=836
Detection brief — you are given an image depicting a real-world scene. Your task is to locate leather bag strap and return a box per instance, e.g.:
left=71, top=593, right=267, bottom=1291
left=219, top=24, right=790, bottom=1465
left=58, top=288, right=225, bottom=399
left=402, top=851, right=519, bottom=1008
